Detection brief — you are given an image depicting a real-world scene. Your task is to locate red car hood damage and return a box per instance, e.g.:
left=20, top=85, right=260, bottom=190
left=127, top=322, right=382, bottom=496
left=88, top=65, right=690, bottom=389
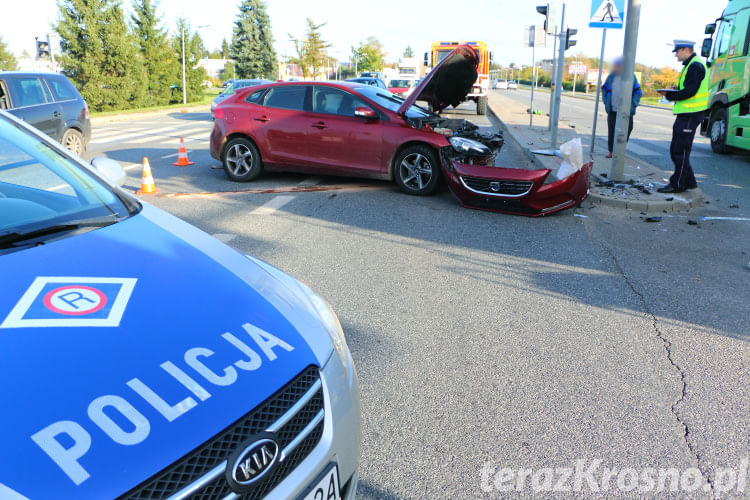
left=397, top=44, right=478, bottom=114
left=441, top=157, right=593, bottom=217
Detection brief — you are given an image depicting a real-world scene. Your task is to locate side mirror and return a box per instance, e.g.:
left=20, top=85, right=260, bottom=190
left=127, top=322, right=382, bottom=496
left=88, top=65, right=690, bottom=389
left=91, top=157, right=126, bottom=186
left=423, top=52, right=429, bottom=67
left=702, top=38, right=713, bottom=59
left=354, top=106, right=377, bottom=119
left=705, top=23, right=716, bottom=35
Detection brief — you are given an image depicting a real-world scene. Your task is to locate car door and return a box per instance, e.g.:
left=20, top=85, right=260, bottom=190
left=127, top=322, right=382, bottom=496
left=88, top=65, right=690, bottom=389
left=4, top=77, right=63, bottom=139
left=255, top=84, right=313, bottom=168
left=306, top=86, right=384, bottom=176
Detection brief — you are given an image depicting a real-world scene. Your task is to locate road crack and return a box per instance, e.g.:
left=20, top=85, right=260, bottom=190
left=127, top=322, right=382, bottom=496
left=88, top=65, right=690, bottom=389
left=582, top=219, right=715, bottom=497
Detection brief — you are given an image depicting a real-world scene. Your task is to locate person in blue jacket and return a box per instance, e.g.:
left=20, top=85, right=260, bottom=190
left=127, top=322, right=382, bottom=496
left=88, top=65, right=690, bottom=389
left=602, top=58, right=642, bottom=158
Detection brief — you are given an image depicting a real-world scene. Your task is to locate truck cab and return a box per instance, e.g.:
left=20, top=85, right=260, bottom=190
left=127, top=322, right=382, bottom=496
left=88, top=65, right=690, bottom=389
left=702, top=0, right=750, bottom=153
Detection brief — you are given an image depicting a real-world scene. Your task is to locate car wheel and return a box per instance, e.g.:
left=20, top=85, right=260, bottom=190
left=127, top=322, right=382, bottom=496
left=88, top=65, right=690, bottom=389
left=62, top=129, right=84, bottom=156
left=222, top=137, right=262, bottom=182
left=394, top=145, right=441, bottom=196
left=709, top=107, right=729, bottom=154
left=477, top=96, right=488, bottom=115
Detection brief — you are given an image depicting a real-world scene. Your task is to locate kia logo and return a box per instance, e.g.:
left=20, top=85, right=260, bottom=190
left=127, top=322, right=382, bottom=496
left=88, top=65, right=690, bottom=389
left=227, top=437, right=279, bottom=489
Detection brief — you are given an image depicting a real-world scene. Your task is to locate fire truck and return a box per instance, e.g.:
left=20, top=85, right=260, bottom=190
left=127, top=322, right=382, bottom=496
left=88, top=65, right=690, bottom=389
left=424, top=41, right=492, bottom=114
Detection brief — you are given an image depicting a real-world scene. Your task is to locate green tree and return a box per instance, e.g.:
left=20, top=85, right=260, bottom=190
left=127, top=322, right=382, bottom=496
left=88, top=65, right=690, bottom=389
left=351, top=37, right=385, bottom=73
left=223, top=60, right=236, bottom=81
left=403, top=45, right=414, bottom=58
left=171, top=18, right=207, bottom=103
left=221, top=38, right=229, bottom=59
left=56, top=0, right=146, bottom=111
left=230, top=0, right=277, bottom=78
left=131, top=0, right=177, bottom=106
left=288, top=18, right=330, bottom=79
left=0, top=36, right=18, bottom=70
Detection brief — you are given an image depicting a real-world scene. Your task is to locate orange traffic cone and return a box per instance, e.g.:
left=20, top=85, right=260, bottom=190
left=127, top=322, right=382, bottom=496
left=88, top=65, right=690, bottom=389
left=173, top=137, right=194, bottom=166
left=136, top=157, right=160, bottom=195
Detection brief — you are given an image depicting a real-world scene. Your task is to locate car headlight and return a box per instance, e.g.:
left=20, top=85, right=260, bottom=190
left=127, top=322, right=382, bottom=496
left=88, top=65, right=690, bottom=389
left=448, top=136, right=491, bottom=156
left=245, top=255, right=350, bottom=368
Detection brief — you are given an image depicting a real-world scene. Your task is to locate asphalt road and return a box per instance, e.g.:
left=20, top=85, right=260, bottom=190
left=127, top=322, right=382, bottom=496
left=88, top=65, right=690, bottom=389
left=88, top=102, right=750, bottom=499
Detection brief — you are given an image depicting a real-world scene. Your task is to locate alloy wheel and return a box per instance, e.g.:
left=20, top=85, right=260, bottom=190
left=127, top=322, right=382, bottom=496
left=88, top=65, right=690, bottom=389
left=399, top=153, right=433, bottom=191
left=64, top=133, right=82, bottom=155
left=226, top=143, right=253, bottom=176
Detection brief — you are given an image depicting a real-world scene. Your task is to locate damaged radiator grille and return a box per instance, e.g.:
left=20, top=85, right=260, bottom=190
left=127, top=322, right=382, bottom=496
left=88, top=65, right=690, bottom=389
left=460, top=176, right=533, bottom=197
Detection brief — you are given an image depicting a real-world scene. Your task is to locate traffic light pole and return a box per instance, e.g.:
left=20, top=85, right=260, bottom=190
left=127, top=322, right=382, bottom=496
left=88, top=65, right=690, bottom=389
left=548, top=26, right=558, bottom=131
left=530, top=37, right=536, bottom=128
left=590, top=28, right=607, bottom=155
left=550, top=2, right=566, bottom=149
left=610, top=0, right=641, bottom=181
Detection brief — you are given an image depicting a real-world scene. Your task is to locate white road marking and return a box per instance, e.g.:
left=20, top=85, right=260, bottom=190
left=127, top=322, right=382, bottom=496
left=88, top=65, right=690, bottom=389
left=212, top=233, right=238, bottom=243
left=250, top=195, right=295, bottom=215
left=160, top=151, right=190, bottom=159
left=297, top=176, right=321, bottom=186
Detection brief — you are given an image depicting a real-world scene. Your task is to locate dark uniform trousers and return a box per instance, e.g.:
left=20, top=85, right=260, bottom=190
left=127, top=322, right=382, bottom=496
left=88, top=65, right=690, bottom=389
left=669, top=112, right=702, bottom=190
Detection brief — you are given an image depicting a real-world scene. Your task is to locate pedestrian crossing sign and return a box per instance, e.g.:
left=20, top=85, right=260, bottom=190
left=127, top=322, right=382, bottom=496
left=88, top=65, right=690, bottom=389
left=589, top=0, right=624, bottom=29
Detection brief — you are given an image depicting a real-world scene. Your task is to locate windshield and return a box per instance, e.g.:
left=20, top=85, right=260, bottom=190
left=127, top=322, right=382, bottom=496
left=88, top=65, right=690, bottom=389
left=0, top=115, right=132, bottom=240
left=388, top=80, right=412, bottom=88
left=353, top=85, right=431, bottom=119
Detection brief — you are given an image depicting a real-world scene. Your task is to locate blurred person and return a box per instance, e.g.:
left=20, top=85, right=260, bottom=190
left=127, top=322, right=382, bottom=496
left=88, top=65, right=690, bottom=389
left=601, top=57, right=642, bottom=158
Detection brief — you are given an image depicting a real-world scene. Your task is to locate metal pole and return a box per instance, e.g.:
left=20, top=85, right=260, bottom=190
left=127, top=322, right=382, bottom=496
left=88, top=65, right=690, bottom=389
left=591, top=28, right=608, bottom=155
left=610, top=0, right=641, bottom=181
left=181, top=26, right=187, bottom=105
left=550, top=2, right=566, bottom=148
left=530, top=34, right=536, bottom=128
left=549, top=26, right=558, bottom=130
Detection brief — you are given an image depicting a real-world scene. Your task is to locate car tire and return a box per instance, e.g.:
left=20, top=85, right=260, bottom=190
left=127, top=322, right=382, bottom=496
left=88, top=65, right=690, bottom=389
left=477, top=96, right=488, bottom=115
left=222, top=137, right=263, bottom=182
left=709, top=106, right=729, bottom=154
left=62, top=128, right=85, bottom=156
left=393, top=145, right=441, bottom=196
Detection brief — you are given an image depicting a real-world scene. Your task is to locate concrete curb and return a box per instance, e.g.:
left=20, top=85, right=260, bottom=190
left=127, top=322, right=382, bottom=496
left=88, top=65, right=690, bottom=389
left=90, top=104, right=210, bottom=125
left=487, top=98, right=702, bottom=213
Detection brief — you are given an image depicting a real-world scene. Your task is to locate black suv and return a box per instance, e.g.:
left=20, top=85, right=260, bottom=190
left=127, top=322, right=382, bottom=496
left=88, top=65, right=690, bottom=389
left=0, top=72, right=91, bottom=155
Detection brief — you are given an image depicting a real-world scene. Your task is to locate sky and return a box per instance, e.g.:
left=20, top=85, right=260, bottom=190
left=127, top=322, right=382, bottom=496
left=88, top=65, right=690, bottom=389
left=1, top=0, right=723, bottom=71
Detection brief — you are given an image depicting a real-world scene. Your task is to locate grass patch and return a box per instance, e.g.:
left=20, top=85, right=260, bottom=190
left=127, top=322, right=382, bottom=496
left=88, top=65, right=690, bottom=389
left=90, top=88, right=221, bottom=117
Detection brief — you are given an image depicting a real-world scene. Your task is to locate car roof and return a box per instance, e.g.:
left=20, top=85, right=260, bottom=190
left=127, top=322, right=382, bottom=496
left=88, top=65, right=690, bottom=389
left=0, top=71, right=66, bottom=77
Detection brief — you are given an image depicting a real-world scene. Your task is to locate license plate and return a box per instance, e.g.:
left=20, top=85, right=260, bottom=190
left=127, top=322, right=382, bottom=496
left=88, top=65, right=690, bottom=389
left=301, top=464, right=340, bottom=500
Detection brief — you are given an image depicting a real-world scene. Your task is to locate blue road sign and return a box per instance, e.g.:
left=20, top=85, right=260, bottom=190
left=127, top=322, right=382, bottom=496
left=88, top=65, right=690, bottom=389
left=589, top=0, right=625, bottom=29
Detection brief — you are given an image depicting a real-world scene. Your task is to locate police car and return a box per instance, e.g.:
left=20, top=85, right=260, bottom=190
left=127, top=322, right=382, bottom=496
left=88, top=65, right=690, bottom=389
left=0, top=110, right=360, bottom=500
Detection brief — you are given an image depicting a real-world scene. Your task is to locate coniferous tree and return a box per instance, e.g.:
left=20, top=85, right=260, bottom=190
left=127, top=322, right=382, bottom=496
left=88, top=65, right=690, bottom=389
left=230, top=0, right=277, bottom=79
left=56, top=0, right=146, bottom=111
left=171, top=18, right=207, bottom=102
left=221, top=38, right=229, bottom=59
left=131, top=0, right=177, bottom=106
left=223, top=61, right=236, bottom=81
left=288, top=19, right=330, bottom=79
left=0, top=36, right=18, bottom=70
left=403, top=46, right=414, bottom=58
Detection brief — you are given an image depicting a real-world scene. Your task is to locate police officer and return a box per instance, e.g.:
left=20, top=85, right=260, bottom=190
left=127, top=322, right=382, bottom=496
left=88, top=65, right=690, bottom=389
left=657, top=40, right=709, bottom=194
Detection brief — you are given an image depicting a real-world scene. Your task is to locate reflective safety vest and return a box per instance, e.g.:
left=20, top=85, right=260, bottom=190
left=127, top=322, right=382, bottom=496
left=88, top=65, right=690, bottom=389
left=673, top=57, right=709, bottom=115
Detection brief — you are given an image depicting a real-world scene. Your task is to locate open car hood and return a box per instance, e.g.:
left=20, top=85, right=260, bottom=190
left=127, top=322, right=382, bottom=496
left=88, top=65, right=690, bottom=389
left=397, top=44, right=478, bottom=115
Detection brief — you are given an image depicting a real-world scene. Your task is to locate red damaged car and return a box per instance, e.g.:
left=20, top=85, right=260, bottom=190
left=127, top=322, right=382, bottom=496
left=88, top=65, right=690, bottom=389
left=210, top=45, right=591, bottom=216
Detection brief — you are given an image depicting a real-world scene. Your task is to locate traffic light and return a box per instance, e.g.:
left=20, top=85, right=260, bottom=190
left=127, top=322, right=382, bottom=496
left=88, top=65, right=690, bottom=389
left=536, top=5, right=549, bottom=33
left=35, top=37, right=50, bottom=59
left=565, top=28, right=578, bottom=50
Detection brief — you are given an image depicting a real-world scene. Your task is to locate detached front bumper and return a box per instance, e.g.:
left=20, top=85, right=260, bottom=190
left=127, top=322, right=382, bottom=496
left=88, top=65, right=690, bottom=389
left=441, top=155, right=593, bottom=216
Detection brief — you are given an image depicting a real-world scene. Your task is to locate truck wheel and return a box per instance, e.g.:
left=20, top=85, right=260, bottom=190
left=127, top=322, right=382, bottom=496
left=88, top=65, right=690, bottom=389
left=62, top=129, right=84, bottom=156
left=709, top=107, right=729, bottom=154
left=477, top=96, right=488, bottom=115
left=394, top=145, right=441, bottom=196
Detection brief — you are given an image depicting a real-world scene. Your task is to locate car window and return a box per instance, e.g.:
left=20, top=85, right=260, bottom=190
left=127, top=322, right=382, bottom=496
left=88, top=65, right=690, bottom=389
left=0, top=82, right=8, bottom=110
left=245, top=89, right=266, bottom=104
left=7, top=78, right=48, bottom=107
left=45, top=78, right=78, bottom=101
left=263, top=85, right=307, bottom=111
left=353, top=85, right=430, bottom=119
left=313, top=87, right=370, bottom=117
left=0, top=116, right=132, bottom=235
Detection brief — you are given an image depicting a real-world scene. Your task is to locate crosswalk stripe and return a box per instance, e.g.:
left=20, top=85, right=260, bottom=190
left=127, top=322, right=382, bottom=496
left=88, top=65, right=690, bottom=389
left=250, top=195, right=295, bottom=215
